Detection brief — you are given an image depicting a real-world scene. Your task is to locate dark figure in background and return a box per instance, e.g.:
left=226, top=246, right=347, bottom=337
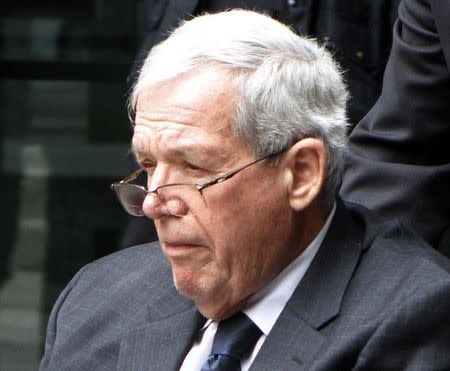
left=341, top=0, right=450, bottom=253
left=121, top=0, right=400, bottom=248
left=130, top=0, right=400, bottom=126
left=285, top=0, right=400, bottom=125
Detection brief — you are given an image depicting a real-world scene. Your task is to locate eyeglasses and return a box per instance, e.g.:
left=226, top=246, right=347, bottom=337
left=110, top=151, right=282, bottom=217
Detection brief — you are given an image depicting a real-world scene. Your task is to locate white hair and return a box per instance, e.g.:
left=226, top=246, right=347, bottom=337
left=130, top=9, right=349, bottom=207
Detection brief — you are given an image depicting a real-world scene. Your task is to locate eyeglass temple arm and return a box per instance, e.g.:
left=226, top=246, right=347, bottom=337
left=197, top=155, right=273, bottom=191
left=110, top=168, right=145, bottom=189
left=197, top=172, right=236, bottom=191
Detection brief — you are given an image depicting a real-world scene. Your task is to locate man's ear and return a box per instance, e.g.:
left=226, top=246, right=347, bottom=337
left=285, top=138, right=327, bottom=211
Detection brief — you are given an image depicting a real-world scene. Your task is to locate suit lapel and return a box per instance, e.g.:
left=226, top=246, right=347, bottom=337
left=252, top=199, right=366, bottom=370
left=117, top=260, right=205, bottom=371
left=118, top=305, right=204, bottom=371
left=250, top=309, right=325, bottom=370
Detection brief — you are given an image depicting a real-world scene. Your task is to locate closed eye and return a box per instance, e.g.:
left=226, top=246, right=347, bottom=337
left=141, top=160, right=156, bottom=174
left=140, top=158, right=212, bottom=179
left=186, top=162, right=203, bottom=171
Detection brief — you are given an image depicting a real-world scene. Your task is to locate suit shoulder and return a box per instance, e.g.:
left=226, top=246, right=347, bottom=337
left=370, top=217, right=449, bottom=279
left=81, top=242, right=170, bottom=282
left=59, top=242, right=176, bottom=318
left=345, top=200, right=449, bottom=286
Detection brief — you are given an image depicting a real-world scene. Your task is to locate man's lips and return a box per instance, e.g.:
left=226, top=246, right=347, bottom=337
left=162, top=241, right=206, bottom=257
left=164, top=242, right=199, bottom=248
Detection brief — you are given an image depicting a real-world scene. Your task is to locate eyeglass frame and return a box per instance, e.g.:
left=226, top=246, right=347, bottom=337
left=110, top=149, right=285, bottom=216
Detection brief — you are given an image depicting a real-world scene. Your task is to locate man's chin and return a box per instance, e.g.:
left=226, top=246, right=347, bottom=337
left=172, top=268, right=222, bottom=316
left=172, top=268, right=247, bottom=320
left=172, top=266, right=207, bottom=299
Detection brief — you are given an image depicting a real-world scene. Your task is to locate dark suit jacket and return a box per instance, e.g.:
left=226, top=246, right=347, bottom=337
left=40, top=200, right=450, bottom=370
left=341, top=0, right=450, bottom=250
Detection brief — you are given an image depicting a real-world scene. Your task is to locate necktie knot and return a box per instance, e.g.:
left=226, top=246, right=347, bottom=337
left=201, top=312, right=262, bottom=371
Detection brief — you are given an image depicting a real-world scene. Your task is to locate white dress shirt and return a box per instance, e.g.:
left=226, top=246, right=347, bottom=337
left=180, top=204, right=336, bottom=371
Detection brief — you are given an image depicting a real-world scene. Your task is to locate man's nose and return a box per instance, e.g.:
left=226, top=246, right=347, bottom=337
left=142, top=191, right=172, bottom=219
left=142, top=165, right=173, bottom=219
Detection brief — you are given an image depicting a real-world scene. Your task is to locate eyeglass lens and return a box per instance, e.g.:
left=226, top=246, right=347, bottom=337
left=113, top=184, right=147, bottom=216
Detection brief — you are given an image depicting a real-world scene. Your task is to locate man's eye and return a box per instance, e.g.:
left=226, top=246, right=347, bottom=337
left=141, top=161, right=156, bottom=173
left=186, top=163, right=202, bottom=171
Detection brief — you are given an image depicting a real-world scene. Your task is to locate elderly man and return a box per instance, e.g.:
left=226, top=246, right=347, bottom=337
left=40, top=10, right=449, bottom=371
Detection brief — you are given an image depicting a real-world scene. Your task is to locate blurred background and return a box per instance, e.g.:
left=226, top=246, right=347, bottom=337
left=0, top=1, right=142, bottom=369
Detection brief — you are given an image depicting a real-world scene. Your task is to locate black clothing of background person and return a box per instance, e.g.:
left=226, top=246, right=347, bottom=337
left=284, top=0, right=400, bottom=126
left=341, top=0, right=450, bottom=253
left=130, top=0, right=400, bottom=127
left=120, top=0, right=400, bottom=248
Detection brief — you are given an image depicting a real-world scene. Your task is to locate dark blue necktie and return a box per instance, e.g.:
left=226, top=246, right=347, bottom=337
left=201, top=312, right=262, bottom=371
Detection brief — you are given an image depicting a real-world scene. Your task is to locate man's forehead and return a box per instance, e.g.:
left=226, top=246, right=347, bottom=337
left=132, top=124, right=215, bottom=154
left=134, top=109, right=231, bottom=132
left=131, top=119, right=252, bottom=168
left=135, top=67, right=238, bottom=116
left=131, top=67, right=253, bottom=159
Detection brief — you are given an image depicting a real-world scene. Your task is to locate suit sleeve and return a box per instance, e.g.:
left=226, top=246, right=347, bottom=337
left=340, top=0, right=450, bottom=248
left=353, top=280, right=450, bottom=370
left=39, top=266, right=87, bottom=370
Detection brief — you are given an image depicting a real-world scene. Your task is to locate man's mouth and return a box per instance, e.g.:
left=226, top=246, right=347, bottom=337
left=162, top=241, right=206, bottom=257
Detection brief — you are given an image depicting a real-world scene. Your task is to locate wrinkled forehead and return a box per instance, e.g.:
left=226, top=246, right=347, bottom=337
left=131, top=68, right=252, bottom=159
left=136, top=68, right=237, bottom=125
left=132, top=122, right=224, bottom=156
